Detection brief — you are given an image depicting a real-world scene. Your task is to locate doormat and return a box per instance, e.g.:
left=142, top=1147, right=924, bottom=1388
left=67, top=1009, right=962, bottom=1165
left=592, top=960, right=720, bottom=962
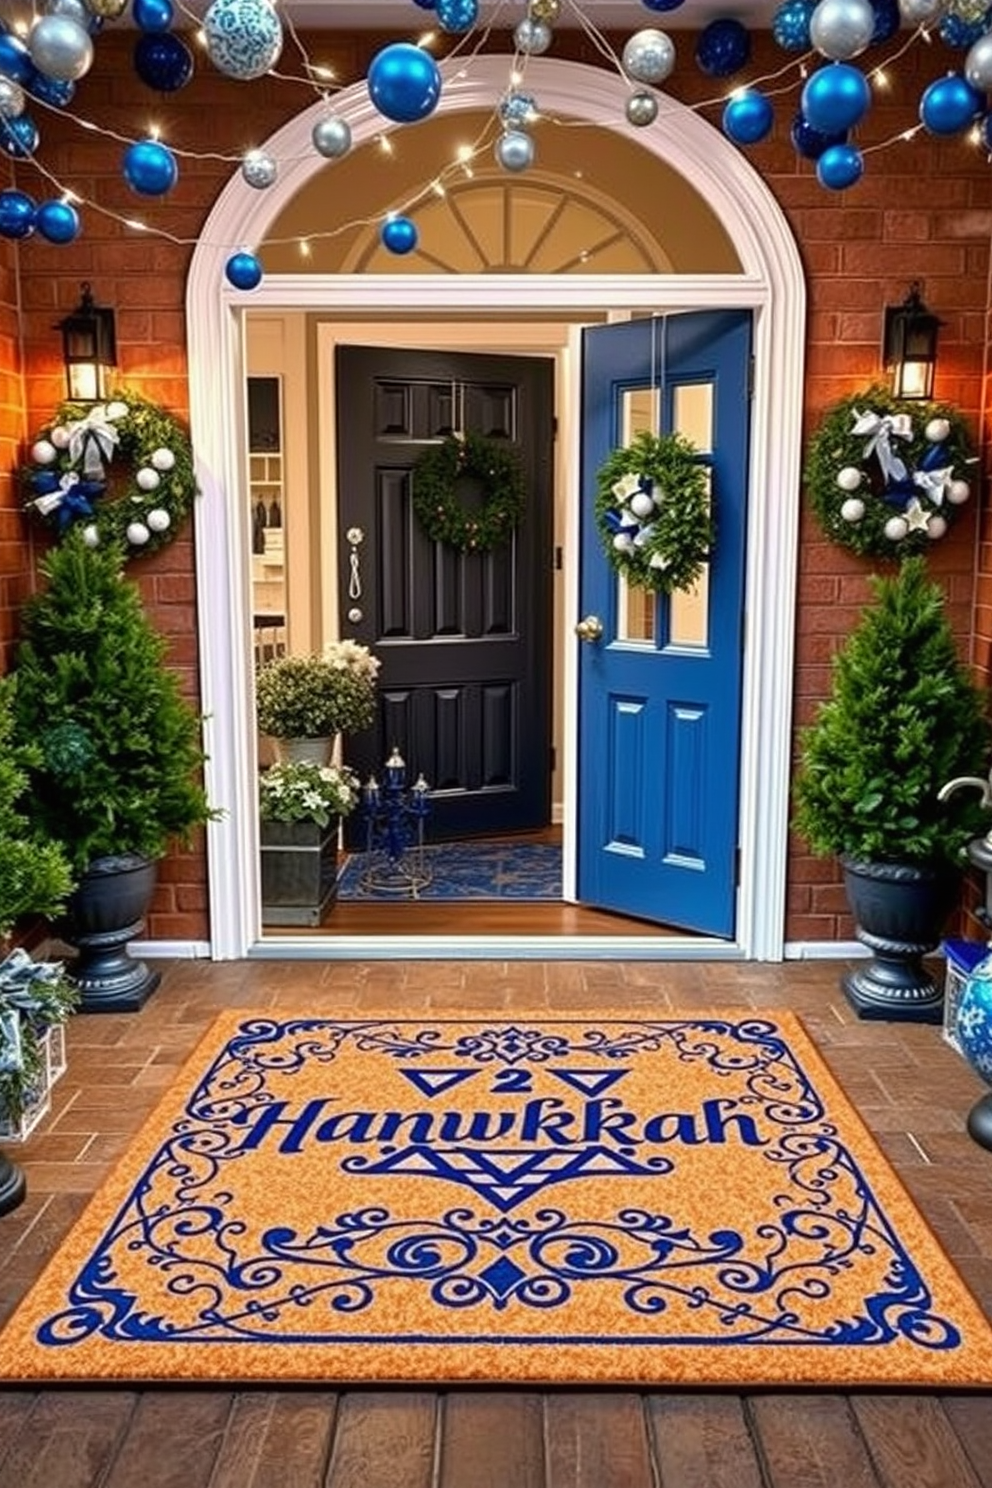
left=337, top=840, right=562, bottom=900
left=2, top=1009, right=991, bottom=1387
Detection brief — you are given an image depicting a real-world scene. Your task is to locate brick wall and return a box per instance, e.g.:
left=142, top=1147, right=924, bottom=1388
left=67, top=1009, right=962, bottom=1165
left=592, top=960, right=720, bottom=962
left=6, top=26, right=991, bottom=947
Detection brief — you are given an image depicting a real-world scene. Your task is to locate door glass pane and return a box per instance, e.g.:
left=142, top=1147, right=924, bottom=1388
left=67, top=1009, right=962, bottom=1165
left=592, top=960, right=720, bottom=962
left=669, top=382, right=713, bottom=650
left=616, top=386, right=659, bottom=644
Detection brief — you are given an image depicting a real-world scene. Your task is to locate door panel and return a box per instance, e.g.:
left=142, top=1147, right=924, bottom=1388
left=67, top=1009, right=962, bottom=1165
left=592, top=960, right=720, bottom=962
left=577, top=311, right=752, bottom=937
left=336, top=347, right=554, bottom=840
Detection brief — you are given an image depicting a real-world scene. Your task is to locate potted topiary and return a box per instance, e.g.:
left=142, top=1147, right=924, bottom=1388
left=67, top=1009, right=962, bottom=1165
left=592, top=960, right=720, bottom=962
left=10, top=533, right=215, bottom=1013
left=0, top=675, right=76, bottom=1215
left=259, top=758, right=360, bottom=925
left=256, top=639, right=379, bottom=762
left=793, top=557, right=992, bottom=1021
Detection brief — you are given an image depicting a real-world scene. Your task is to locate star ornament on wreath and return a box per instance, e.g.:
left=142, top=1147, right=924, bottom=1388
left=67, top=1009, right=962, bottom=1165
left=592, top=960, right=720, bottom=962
left=804, top=385, right=976, bottom=559
left=594, top=430, right=714, bottom=595
left=22, top=390, right=198, bottom=558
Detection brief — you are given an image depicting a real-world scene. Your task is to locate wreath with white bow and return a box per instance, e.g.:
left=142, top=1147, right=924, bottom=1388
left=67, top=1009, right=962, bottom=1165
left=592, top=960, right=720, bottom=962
left=594, top=430, right=713, bottom=594
left=804, top=385, right=975, bottom=558
left=22, top=390, right=197, bottom=558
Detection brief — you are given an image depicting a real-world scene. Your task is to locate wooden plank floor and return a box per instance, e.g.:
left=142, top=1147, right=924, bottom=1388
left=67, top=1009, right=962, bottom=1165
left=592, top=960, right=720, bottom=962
left=2, top=955, right=992, bottom=1488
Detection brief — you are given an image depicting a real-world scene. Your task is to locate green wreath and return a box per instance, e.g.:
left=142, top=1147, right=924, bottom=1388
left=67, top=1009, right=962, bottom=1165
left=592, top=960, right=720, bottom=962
left=22, top=389, right=198, bottom=558
left=412, top=432, right=526, bottom=552
left=595, top=430, right=713, bottom=594
left=804, top=384, right=974, bottom=558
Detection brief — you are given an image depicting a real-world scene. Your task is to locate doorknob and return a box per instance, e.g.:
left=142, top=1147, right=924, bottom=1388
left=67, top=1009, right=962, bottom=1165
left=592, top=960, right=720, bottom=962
left=575, top=614, right=603, bottom=643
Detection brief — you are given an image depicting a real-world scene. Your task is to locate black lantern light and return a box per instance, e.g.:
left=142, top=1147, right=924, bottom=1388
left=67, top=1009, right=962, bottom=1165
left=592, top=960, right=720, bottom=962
left=57, top=282, right=117, bottom=403
left=882, top=282, right=941, bottom=401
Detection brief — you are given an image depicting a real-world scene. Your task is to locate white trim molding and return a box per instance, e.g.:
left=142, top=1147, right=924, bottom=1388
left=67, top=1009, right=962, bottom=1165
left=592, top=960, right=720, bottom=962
left=187, top=56, right=806, bottom=963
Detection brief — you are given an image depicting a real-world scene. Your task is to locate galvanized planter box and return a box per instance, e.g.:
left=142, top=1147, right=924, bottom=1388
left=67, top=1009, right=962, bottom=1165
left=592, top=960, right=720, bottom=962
left=260, top=820, right=339, bottom=927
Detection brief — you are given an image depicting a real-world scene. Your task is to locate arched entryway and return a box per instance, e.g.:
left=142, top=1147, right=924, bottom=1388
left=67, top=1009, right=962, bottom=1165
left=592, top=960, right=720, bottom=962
left=186, top=57, right=805, bottom=962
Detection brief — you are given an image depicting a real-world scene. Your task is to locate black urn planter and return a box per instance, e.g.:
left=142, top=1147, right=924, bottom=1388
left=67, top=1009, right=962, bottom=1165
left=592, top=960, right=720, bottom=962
left=0, top=1150, right=25, bottom=1216
left=60, top=853, right=161, bottom=1013
left=840, top=855, right=959, bottom=1023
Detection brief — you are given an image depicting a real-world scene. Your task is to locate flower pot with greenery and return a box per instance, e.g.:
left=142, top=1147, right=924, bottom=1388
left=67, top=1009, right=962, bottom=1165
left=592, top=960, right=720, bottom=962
left=793, top=557, right=991, bottom=1021
left=0, top=675, right=76, bottom=1215
left=255, top=639, right=379, bottom=762
left=10, top=535, right=215, bottom=1013
left=259, top=758, right=360, bottom=925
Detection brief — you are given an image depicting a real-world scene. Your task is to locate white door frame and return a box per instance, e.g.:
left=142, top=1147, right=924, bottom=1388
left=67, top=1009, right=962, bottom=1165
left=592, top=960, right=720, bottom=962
left=186, top=57, right=806, bottom=962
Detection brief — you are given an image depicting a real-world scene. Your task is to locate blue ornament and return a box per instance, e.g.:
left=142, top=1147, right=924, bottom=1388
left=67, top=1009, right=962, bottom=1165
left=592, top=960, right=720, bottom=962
left=983, top=112, right=992, bottom=150
left=920, top=73, right=984, bottom=134
left=801, top=61, right=871, bottom=132
left=0, top=32, right=32, bottom=84
left=367, top=42, right=442, bottom=124
left=134, top=32, right=194, bottom=91
left=816, top=140, right=864, bottom=189
left=722, top=90, right=774, bottom=144
left=35, top=198, right=80, bottom=242
left=640, top=0, right=687, bottom=9
left=436, top=0, right=477, bottom=32
left=955, top=953, right=992, bottom=1146
left=24, top=67, right=74, bottom=107
left=773, top=0, right=816, bottom=50
left=0, top=112, right=37, bottom=156
left=790, top=111, right=848, bottom=158
left=381, top=215, right=419, bottom=255
left=133, top=0, right=174, bottom=30
left=499, top=91, right=537, bottom=128
left=123, top=138, right=178, bottom=195
left=0, top=188, right=35, bottom=238
left=696, top=18, right=751, bottom=77
left=871, top=0, right=900, bottom=43
left=225, top=250, right=263, bottom=290
left=939, top=11, right=988, bottom=47
left=412, top=0, right=437, bottom=7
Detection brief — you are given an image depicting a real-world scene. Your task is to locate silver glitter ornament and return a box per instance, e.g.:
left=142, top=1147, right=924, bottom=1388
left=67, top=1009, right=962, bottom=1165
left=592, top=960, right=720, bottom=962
left=241, top=148, right=277, bottom=189
left=625, top=90, right=659, bottom=126
left=622, top=28, right=676, bottom=85
left=514, top=17, right=552, bottom=55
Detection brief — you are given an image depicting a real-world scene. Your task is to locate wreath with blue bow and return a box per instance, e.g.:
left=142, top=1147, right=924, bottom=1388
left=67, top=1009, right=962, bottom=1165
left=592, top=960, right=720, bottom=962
left=595, top=430, right=713, bottom=594
left=804, top=385, right=975, bottom=558
left=22, top=390, right=197, bottom=558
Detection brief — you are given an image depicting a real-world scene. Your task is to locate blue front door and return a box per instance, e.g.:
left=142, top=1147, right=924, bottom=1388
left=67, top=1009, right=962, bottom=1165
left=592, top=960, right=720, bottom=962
left=577, top=311, right=752, bottom=937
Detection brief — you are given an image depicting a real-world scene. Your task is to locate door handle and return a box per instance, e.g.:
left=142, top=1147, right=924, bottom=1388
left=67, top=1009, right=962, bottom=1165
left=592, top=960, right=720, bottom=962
left=574, top=614, right=603, bottom=643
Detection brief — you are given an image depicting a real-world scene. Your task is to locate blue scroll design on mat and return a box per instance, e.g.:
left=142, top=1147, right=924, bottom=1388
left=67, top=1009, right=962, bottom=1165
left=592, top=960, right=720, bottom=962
left=35, top=1016, right=962, bottom=1352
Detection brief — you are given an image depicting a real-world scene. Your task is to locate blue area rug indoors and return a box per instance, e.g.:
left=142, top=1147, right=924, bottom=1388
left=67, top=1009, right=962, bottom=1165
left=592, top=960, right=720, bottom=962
left=337, top=839, right=562, bottom=901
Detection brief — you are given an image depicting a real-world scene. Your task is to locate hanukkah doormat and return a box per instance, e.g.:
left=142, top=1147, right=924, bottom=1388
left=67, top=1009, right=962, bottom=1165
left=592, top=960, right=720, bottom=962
left=3, top=1010, right=992, bottom=1386
left=337, top=840, right=562, bottom=900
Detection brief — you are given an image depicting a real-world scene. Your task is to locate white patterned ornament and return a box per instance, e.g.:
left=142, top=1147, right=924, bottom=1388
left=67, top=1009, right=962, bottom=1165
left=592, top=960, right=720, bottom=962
left=203, top=0, right=283, bottom=81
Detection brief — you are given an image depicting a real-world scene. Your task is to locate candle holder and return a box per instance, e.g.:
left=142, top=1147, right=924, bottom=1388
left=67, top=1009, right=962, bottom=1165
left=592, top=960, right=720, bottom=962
left=358, top=748, right=432, bottom=896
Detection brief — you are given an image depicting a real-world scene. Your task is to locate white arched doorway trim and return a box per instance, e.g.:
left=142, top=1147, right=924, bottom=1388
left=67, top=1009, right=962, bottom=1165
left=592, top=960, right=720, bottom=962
left=186, top=56, right=805, bottom=962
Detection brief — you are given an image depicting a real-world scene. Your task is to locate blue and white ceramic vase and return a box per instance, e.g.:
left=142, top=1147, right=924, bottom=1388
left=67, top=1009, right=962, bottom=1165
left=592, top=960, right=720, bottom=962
left=955, top=950, right=992, bottom=1150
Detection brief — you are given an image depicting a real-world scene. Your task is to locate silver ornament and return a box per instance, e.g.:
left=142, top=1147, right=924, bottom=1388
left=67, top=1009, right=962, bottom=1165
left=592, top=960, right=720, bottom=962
left=625, top=90, right=659, bottom=126
left=898, top=0, right=946, bottom=23
left=810, top=0, right=876, bottom=58
left=27, top=14, right=94, bottom=81
left=312, top=115, right=352, bottom=159
left=622, top=28, right=676, bottom=85
left=0, top=79, right=25, bottom=119
left=241, top=148, right=277, bottom=189
left=514, top=17, right=552, bottom=55
left=494, top=129, right=536, bottom=172
left=45, top=0, right=92, bottom=25
left=965, top=31, right=992, bottom=90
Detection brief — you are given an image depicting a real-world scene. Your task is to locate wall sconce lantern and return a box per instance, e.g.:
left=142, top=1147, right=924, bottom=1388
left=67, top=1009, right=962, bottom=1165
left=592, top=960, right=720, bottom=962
left=57, top=282, right=117, bottom=403
left=883, top=282, right=941, bottom=401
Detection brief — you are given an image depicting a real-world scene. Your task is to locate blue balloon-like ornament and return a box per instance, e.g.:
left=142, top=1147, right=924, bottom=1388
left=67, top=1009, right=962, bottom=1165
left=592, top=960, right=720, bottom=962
left=381, top=215, right=419, bottom=255
left=0, top=188, right=35, bottom=238
left=35, top=198, right=80, bottom=243
left=225, top=250, right=263, bottom=290
left=920, top=72, right=984, bottom=134
left=0, top=33, right=32, bottom=83
left=640, top=0, right=687, bottom=9
left=134, top=32, right=194, bottom=91
left=0, top=112, right=38, bottom=157
left=133, top=0, right=174, bottom=31
left=123, top=138, right=178, bottom=195
left=801, top=61, right=871, bottom=132
left=722, top=90, right=774, bottom=144
left=816, top=141, right=864, bottom=189
left=436, top=0, right=477, bottom=32
left=871, top=0, right=900, bottom=44
left=773, top=0, right=816, bottom=50
left=24, top=67, right=74, bottom=107
left=696, top=18, right=751, bottom=77
left=790, top=110, right=848, bottom=158
left=367, top=42, right=442, bottom=123
left=412, top=0, right=437, bottom=7
left=939, top=11, right=988, bottom=48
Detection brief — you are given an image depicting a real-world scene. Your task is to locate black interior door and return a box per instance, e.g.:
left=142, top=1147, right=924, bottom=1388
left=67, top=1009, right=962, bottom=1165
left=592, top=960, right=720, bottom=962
left=335, top=345, right=554, bottom=841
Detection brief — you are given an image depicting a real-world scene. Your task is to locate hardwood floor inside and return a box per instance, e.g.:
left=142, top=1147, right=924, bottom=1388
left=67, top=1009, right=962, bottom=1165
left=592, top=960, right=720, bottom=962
left=2, top=955, right=992, bottom=1488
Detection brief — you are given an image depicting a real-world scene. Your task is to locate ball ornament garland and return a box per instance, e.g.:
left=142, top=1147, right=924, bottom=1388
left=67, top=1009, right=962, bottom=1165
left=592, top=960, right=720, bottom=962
left=23, top=389, right=198, bottom=558
left=594, top=430, right=713, bottom=595
left=804, top=384, right=975, bottom=558
left=412, top=432, right=526, bottom=552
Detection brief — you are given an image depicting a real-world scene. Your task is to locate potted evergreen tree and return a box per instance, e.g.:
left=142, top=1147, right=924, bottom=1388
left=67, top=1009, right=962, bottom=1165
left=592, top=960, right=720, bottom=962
left=10, top=534, right=215, bottom=1013
left=793, top=558, right=991, bottom=1021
